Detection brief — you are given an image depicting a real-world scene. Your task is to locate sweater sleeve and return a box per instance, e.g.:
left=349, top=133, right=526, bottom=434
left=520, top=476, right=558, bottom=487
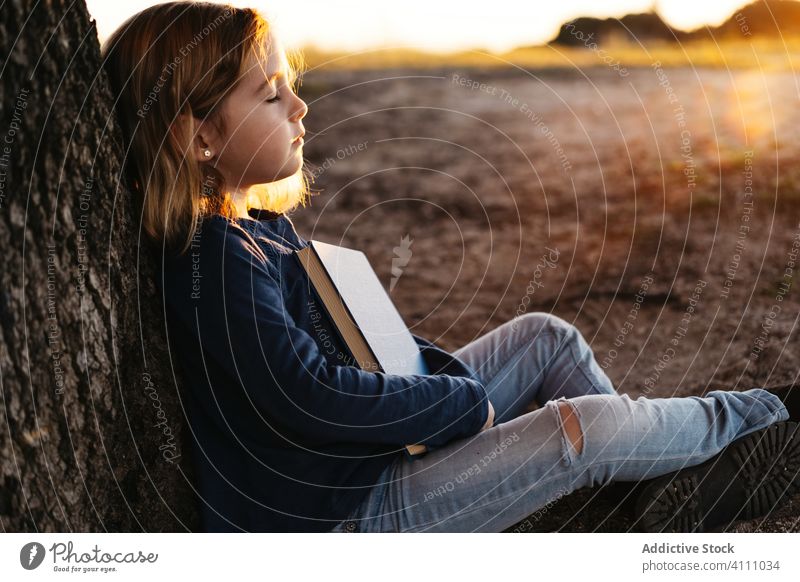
left=163, top=222, right=490, bottom=448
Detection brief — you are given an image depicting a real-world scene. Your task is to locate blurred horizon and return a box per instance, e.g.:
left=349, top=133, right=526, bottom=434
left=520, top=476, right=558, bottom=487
left=88, top=0, right=756, bottom=53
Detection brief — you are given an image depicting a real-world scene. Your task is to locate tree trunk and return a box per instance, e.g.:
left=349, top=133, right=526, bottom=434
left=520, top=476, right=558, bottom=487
left=0, top=0, right=199, bottom=531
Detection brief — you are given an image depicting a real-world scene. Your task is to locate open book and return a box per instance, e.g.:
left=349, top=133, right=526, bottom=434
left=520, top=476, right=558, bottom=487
left=295, top=240, right=430, bottom=458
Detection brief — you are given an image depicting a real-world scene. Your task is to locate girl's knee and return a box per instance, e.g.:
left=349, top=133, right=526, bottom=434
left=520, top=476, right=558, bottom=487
left=556, top=400, right=584, bottom=455
left=544, top=398, right=585, bottom=467
left=512, top=312, right=576, bottom=337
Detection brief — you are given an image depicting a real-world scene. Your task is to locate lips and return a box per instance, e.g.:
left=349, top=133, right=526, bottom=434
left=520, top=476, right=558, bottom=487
left=292, top=132, right=305, bottom=144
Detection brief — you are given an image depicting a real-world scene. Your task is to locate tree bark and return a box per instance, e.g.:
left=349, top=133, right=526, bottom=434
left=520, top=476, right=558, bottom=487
left=0, top=0, right=199, bottom=531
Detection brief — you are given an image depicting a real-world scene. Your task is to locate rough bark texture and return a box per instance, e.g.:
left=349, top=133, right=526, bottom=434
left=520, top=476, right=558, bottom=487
left=0, top=0, right=199, bottom=531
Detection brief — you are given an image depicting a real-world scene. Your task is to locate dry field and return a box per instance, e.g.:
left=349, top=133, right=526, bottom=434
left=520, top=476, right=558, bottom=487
left=291, top=64, right=800, bottom=531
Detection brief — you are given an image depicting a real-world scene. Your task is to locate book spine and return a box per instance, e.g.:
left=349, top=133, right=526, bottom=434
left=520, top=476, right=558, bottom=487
left=309, top=243, right=383, bottom=373
left=296, top=247, right=429, bottom=460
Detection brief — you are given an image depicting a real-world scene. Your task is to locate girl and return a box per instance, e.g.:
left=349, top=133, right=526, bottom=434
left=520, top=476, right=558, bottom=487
left=101, top=2, right=800, bottom=533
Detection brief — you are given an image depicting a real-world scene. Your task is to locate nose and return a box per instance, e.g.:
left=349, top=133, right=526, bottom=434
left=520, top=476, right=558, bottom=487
left=290, top=92, right=308, bottom=122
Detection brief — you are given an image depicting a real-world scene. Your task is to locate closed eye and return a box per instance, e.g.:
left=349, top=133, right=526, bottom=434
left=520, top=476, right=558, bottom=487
left=265, top=92, right=281, bottom=103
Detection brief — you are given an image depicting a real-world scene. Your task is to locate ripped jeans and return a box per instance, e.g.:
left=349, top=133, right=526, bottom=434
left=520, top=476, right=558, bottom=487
left=330, top=313, right=790, bottom=532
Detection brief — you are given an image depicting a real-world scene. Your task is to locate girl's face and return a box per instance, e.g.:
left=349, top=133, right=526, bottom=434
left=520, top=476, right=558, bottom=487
left=195, top=32, right=307, bottom=189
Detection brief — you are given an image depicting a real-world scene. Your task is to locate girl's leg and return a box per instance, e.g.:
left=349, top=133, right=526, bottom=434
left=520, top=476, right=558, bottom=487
left=452, top=313, right=617, bottom=424
left=334, top=388, right=789, bottom=532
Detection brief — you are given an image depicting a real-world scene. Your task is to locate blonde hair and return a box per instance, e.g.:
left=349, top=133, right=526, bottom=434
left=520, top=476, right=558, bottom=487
left=101, top=1, right=311, bottom=256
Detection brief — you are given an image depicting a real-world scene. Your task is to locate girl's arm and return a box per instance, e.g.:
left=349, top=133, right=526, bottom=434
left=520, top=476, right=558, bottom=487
left=162, top=223, right=490, bottom=448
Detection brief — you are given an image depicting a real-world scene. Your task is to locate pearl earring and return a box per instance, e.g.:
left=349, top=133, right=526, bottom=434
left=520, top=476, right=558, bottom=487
left=203, top=149, right=212, bottom=158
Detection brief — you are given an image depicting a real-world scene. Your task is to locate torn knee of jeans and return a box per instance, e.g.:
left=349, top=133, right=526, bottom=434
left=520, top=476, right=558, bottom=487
left=550, top=397, right=584, bottom=466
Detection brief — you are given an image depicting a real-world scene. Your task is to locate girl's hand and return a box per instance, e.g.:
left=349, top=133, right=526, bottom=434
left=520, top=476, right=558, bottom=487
left=481, top=401, right=495, bottom=431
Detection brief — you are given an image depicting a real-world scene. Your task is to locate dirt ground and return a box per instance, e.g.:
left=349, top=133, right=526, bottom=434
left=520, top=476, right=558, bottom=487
left=291, top=65, right=800, bottom=532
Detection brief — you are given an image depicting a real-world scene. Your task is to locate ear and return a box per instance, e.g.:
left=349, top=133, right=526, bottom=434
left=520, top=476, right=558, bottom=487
left=181, top=113, right=221, bottom=164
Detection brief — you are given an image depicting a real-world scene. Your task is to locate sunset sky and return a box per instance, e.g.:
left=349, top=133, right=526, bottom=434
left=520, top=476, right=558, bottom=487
left=87, top=0, right=757, bottom=53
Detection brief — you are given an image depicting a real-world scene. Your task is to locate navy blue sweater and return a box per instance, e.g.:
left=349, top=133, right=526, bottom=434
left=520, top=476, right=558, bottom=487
left=157, top=207, right=490, bottom=532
